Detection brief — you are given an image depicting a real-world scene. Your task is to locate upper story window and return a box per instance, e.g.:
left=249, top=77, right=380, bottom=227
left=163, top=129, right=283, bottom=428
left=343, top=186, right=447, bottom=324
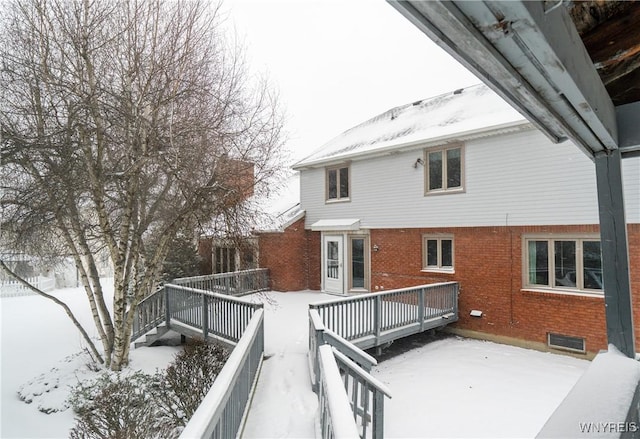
left=524, top=236, right=603, bottom=293
left=425, top=144, right=464, bottom=194
left=422, top=235, right=454, bottom=272
left=326, top=165, right=350, bottom=202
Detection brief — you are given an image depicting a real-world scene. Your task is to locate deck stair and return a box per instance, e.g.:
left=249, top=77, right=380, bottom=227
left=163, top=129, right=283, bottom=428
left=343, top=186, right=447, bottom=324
left=134, top=324, right=169, bottom=348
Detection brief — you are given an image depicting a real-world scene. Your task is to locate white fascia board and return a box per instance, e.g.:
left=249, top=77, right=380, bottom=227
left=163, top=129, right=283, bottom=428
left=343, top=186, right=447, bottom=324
left=292, top=119, right=531, bottom=170
left=388, top=0, right=618, bottom=158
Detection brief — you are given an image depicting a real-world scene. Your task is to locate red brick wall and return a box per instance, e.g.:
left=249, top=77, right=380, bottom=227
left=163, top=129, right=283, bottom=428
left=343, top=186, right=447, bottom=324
left=366, top=224, right=639, bottom=354
left=256, top=217, right=321, bottom=292
left=258, top=221, right=638, bottom=353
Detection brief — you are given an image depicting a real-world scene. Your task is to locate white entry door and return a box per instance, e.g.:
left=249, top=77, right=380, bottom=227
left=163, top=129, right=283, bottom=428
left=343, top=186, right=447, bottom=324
left=323, top=235, right=344, bottom=295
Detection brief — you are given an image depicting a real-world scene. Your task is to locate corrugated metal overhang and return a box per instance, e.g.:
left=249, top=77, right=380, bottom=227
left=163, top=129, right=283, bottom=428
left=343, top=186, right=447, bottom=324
left=388, top=0, right=640, bottom=159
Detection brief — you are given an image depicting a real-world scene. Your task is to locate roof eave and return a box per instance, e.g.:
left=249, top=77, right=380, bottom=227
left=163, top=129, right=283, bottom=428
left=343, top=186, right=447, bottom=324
left=292, top=119, right=531, bottom=170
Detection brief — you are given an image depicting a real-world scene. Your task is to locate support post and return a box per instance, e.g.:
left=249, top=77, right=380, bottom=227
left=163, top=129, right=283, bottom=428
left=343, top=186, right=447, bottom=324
left=595, top=149, right=635, bottom=358
left=202, top=294, right=209, bottom=338
left=374, top=296, right=382, bottom=347
left=418, top=288, right=425, bottom=332
left=164, top=287, right=171, bottom=329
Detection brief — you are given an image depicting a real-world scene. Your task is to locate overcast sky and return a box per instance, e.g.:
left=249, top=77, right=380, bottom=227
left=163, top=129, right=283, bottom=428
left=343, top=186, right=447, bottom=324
left=224, top=0, right=480, bottom=163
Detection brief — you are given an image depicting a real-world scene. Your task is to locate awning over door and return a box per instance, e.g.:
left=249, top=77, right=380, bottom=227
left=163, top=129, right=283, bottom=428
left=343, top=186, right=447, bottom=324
left=310, top=219, right=361, bottom=232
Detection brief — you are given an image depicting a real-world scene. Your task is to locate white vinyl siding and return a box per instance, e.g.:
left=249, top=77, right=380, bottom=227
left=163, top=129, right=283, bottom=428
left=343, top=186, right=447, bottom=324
left=300, top=129, right=640, bottom=228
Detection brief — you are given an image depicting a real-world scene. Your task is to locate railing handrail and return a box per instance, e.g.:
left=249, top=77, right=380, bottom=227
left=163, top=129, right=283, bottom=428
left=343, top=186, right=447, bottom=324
left=179, top=308, right=264, bottom=439
left=165, top=283, right=263, bottom=308
left=173, top=268, right=269, bottom=284
left=309, top=281, right=458, bottom=308
left=309, top=308, right=376, bottom=369
left=318, top=344, right=362, bottom=439
left=332, top=348, right=391, bottom=398
left=310, top=308, right=390, bottom=439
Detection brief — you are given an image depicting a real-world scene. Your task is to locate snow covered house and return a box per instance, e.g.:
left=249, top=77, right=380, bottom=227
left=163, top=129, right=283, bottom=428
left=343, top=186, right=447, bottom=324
left=256, top=83, right=640, bottom=356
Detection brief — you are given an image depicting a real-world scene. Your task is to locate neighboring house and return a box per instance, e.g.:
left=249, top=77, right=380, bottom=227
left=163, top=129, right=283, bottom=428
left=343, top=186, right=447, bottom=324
left=254, top=84, right=640, bottom=355
left=198, top=171, right=302, bottom=276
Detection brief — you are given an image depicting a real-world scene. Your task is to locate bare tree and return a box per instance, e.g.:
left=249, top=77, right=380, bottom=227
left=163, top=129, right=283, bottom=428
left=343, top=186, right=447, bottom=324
left=0, top=0, right=285, bottom=370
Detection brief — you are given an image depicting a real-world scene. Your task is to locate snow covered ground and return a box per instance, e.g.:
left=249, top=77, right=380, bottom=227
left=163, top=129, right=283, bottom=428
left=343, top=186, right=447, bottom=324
left=0, top=284, right=181, bottom=439
left=1, top=287, right=589, bottom=438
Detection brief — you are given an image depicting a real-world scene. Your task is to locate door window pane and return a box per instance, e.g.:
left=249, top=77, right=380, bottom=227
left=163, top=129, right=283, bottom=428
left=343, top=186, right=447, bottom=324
left=554, top=241, right=576, bottom=288
left=327, top=241, right=339, bottom=279
left=446, top=148, right=461, bottom=188
left=351, top=238, right=365, bottom=288
left=583, top=241, right=603, bottom=289
left=428, top=151, right=443, bottom=190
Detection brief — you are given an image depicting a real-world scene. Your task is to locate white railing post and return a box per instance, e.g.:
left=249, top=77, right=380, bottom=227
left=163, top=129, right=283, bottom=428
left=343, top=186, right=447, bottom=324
left=418, top=287, right=425, bottom=332
left=374, top=295, right=382, bottom=345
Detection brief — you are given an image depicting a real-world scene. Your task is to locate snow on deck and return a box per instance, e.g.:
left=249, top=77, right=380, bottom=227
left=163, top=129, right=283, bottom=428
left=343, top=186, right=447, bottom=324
left=240, top=290, right=588, bottom=438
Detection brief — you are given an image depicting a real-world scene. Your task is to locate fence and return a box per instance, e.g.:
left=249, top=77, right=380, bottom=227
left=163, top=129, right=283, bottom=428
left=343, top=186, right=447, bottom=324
left=179, top=308, right=265, bottom=439
left=309, top=282, right=459, bottom=349
left=310, top=309, right=391, bottom=439
left=172, top=269, right=269, bottom=297
left=0, top=276, right=56, bottom=298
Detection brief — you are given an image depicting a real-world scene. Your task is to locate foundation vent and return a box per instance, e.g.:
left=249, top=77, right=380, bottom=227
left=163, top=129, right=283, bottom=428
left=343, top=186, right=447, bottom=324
left=548, top=333, right=586, bottom=353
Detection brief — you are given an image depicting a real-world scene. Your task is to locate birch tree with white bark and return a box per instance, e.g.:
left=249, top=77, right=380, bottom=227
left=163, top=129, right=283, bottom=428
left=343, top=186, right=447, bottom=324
left=0, top=0, right=284, bottom=370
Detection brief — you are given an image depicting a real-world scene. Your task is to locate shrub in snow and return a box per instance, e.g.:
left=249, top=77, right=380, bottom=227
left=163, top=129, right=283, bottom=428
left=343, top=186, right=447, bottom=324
left=68, top=340, right=228, bottom=438
left=68, top=371, right=172, bottom=439
left=153, top=340, right=229, bottom=426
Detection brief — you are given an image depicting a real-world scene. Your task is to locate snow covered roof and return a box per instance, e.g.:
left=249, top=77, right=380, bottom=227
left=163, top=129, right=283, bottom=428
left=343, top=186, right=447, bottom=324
left=293, top=84, right=528, bottom=169
left=252, top=172, right=304, bottom=233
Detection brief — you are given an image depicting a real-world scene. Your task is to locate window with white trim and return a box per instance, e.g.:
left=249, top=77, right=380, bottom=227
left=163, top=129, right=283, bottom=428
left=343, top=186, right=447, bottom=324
left=422, top=236, right=454, bottom=271
left=524, top=237, right=603, bottom=292
left=425, top=144, right=463, bottom=194
left=326, top=165, right=350, bottom=201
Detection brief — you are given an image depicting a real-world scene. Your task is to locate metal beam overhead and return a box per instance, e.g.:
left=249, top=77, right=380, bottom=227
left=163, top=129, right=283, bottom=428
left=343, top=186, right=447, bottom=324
left=389, top=0, right=620, bottom=159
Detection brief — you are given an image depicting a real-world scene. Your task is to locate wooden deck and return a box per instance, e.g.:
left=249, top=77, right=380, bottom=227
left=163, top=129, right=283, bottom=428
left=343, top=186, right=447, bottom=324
left=309, top=282, right=459, bottom=352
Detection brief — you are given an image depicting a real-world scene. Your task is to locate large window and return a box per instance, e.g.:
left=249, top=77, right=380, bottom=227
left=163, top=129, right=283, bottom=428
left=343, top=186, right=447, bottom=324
left=524, top=236, right=603, bottom=292
left=425, top=145, right=463, bottom=194
left=214, top=246, right=236, bottom=273
left=326, top=165, right=350, bottom=201
left=422, top=235, right=454, bottom=271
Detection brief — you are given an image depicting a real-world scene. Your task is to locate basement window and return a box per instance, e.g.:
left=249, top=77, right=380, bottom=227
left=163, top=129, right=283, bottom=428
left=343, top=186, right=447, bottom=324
left=548, top=333, right=586, bottom=353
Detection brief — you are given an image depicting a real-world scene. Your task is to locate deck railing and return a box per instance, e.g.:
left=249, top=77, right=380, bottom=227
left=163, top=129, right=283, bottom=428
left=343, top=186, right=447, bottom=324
left=132, top=287, right=167, bottom=342
left=172, top=268, right=269, bottom=297
left=309, top=282, right=458, bottom=349
left=180, top=308, right=265, bottom=439
left=166, top=284, right=262, bottom=345
left=310, top=309, right=391, bottom=439
left=317, top=345, right=364, bottom=439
